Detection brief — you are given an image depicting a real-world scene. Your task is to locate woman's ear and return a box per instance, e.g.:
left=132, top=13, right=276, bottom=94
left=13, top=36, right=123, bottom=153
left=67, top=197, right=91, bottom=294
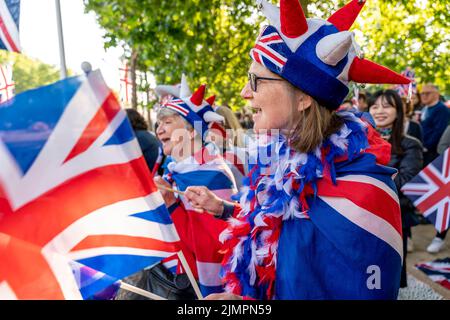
left=297, top=94, right=312, bottom=112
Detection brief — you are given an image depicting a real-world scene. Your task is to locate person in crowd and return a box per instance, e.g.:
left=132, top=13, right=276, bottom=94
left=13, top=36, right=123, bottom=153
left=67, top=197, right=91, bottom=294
left=207, top=105, right=249, bottom=189
left=126, top=108, right=161, bottom=172
left=239, top=113, right=254, bottom=130
left=419, top=84, right=450, bottom=166
left=401, top=96, right=424, bottom=145
left=357, top=91, right=369, bottom=112
left=369, top=90, right=423, bottom=287
left=425, top=124, right=450, bottom=253
left=338, top=99, right=355, bottom=111
left=155, top=83, right=238, bottom=297
left=182, top=0, right=410, bottom=300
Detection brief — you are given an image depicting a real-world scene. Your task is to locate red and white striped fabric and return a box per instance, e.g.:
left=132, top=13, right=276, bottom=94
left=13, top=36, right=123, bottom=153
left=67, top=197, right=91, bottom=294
left=0, top=0, right=20, bottom=53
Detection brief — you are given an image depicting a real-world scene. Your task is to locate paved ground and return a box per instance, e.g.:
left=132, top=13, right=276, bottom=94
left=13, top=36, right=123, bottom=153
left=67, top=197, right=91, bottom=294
left=400, top=224, right=450, bottom=300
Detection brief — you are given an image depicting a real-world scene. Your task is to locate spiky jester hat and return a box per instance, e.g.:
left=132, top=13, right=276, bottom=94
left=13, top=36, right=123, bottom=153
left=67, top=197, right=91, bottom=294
left=155, top=75, right=224, bottom=140
left=251, top=0, right=411, bottom=110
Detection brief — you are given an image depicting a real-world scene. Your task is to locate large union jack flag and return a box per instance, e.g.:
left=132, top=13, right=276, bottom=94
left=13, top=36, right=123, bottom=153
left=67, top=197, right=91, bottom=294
left=401, top=147, right=450, bottom=233
left=0, top=0, right=20, bottom=53
left=0, top=70, right=181, bottom=299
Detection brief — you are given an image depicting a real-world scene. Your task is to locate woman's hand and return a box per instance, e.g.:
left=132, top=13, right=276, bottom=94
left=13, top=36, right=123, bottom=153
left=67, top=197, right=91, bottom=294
left=153, top=176, right=177, bottom=207
left=184, top=186, right=224, bottom=217
left=204, top=293, right=243, bottom=300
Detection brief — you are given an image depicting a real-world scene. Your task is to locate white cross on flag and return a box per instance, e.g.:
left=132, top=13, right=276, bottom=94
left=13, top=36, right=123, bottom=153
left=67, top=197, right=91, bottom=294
left=0, top=62, right=14, bottom=103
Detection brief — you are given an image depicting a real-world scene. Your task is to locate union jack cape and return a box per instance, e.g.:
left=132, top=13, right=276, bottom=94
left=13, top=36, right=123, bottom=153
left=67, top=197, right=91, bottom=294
left=0, top=70, right=181, bottom=299
left=163, top=143, right=238, bottom=296
left=220, top=112, right=403, bottom=299
left=401, top=147, right=450, bottom=233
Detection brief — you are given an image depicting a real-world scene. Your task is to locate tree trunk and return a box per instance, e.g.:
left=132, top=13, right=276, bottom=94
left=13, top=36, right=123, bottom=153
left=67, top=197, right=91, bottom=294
left=144, top=72, right=153, bottom=130
left=130, top=50, right=138, bottom=110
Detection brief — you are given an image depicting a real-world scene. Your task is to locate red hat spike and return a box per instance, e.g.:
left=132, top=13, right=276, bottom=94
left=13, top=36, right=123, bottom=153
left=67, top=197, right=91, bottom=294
left=280, top=0, right=308, bottom=38
left=206, top=95, right=216, bottom=106
left=190, top=84, right=206, bottom=106
left=327, top=0, right=366, bottom=31
left=349, top=57, right=411, bottom=84
left=210, top=122, right=226, bottom=139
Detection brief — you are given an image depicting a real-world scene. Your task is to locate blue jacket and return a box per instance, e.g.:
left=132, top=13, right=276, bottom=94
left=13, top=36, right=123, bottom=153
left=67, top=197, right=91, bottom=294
left=421, top=101, right=450, bottom=152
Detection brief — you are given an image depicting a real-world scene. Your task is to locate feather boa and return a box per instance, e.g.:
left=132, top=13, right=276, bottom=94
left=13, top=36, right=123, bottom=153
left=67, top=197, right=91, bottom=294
left=219, top=111, right=370, bottom=299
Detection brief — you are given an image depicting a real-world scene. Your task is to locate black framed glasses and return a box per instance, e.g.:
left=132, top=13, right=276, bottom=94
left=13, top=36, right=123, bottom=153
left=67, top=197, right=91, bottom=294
left=248, top=72, right=283, bottom=92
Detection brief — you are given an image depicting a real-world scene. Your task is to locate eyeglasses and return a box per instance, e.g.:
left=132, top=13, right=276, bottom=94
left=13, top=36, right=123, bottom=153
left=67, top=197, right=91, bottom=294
left=248, top=72, right=283, bottom=92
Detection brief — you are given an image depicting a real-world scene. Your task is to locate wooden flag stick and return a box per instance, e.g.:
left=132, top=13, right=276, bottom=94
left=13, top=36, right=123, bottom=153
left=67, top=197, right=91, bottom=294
left=119, top=281, right=167, bottom=300
left=156, top=184, right=185, bottom=196
left=177, top=250, right=204, bottom=300
left=156, top=184, right=204, bottom=213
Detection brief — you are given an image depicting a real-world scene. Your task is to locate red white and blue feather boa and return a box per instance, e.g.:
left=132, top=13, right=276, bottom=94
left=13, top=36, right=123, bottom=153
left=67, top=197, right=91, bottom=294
left=219, top=111, right=370, bottom=299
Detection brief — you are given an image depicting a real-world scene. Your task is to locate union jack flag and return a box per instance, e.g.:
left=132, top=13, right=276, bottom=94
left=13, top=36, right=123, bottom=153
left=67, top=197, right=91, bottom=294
left=0, top=70, right=181, bottom=299
left=401, top=147, right=450, bottom=233
left=0, top=0, right=20, bottom=53
left=250, top=26, right=288, bottom=72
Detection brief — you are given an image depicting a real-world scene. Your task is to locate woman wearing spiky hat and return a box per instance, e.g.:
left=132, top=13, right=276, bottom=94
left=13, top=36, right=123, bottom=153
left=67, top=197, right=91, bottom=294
left=184, top=0, right=410, bottom=300
left=154, top=81, right=238, bottom=297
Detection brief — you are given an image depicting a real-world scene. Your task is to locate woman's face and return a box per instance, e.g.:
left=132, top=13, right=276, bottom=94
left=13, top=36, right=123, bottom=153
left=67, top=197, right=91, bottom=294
left=156, top=115, right=190, bottom=156
left=369, top=96, right=397, bottom=129
left=241, top=62, right=299, bottom=132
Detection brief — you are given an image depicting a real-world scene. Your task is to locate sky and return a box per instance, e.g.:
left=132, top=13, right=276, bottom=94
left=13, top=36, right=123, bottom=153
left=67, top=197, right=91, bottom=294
left=20, top=0, right=123, bottom=91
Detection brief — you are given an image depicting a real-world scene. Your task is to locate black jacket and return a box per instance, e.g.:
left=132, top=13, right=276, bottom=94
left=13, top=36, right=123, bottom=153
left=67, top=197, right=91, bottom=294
left=388, top=135, right=423, bottom=228
left=134, top=130, right=160, bottom=171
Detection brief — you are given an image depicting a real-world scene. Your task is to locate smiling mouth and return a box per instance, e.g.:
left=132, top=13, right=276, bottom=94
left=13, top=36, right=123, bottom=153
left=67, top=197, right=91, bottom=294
left=159, top=137, right=171, bottom=144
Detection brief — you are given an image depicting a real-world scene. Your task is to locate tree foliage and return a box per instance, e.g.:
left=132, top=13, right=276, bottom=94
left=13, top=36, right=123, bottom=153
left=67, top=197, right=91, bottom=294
left=84, top=0, right=450, bottom=110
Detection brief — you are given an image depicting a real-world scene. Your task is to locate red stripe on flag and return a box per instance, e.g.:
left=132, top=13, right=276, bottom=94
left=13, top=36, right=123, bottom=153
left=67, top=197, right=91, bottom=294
left=252, top=50, right=262, bottom=65
left=0, top=157, right=156, bottom=246
left=423, top=167, right=445, bottom=188
left=64, top=92, right=121, bottom=163
left=415, top=182, right=450, bottom=214
left=0, top=234, right=66, bottom=299
left=0, top=16, right=19, bottom=53
left=166, top=104, right=188, bottom=116
left=254, top=44, right=286, bottom=65
left=71, top=235, right=180, bottom=253
left=260, top=35, right=282, bottom=43
left=440, top=202, right=449, bottom=233
left=317, top=178, right=402, bottom=234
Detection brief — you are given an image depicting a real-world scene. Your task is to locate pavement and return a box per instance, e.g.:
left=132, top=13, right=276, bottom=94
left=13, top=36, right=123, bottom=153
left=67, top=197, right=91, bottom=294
left=399, top=224, right=450, bottom=300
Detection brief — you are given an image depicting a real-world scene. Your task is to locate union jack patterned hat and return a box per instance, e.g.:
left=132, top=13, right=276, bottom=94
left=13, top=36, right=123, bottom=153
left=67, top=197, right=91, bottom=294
left=161, top=83, right=224, bottom=140
left=251, top=0, right=411, bottom=110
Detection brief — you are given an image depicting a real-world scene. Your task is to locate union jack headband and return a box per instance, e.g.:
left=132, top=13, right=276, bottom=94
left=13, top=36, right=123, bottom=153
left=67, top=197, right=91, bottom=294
left=162, top=83, right=224, bottom=140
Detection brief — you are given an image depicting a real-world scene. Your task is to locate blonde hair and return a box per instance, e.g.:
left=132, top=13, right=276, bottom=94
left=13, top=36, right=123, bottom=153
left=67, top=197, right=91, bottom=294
left=289, top=97, right=344, bottom=154
left=215, top=106, right=246, bottom=148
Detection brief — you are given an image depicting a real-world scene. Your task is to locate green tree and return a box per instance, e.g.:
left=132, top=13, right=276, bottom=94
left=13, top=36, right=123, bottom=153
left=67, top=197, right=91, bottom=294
left=0, top=51, right=60, bottom=94
left=85, top=0, right=449, bottom=110
left=308, top=0, right=450, bottom=95
left=84, top=0, right=261, bottom=109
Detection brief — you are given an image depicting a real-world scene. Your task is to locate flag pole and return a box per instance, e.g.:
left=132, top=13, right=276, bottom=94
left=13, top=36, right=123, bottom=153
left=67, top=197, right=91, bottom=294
left=55, top=0, right=67, bottom=79
left=118, top=281, right=167, bottom=300
left=177, top=250, right=203, bottom=299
